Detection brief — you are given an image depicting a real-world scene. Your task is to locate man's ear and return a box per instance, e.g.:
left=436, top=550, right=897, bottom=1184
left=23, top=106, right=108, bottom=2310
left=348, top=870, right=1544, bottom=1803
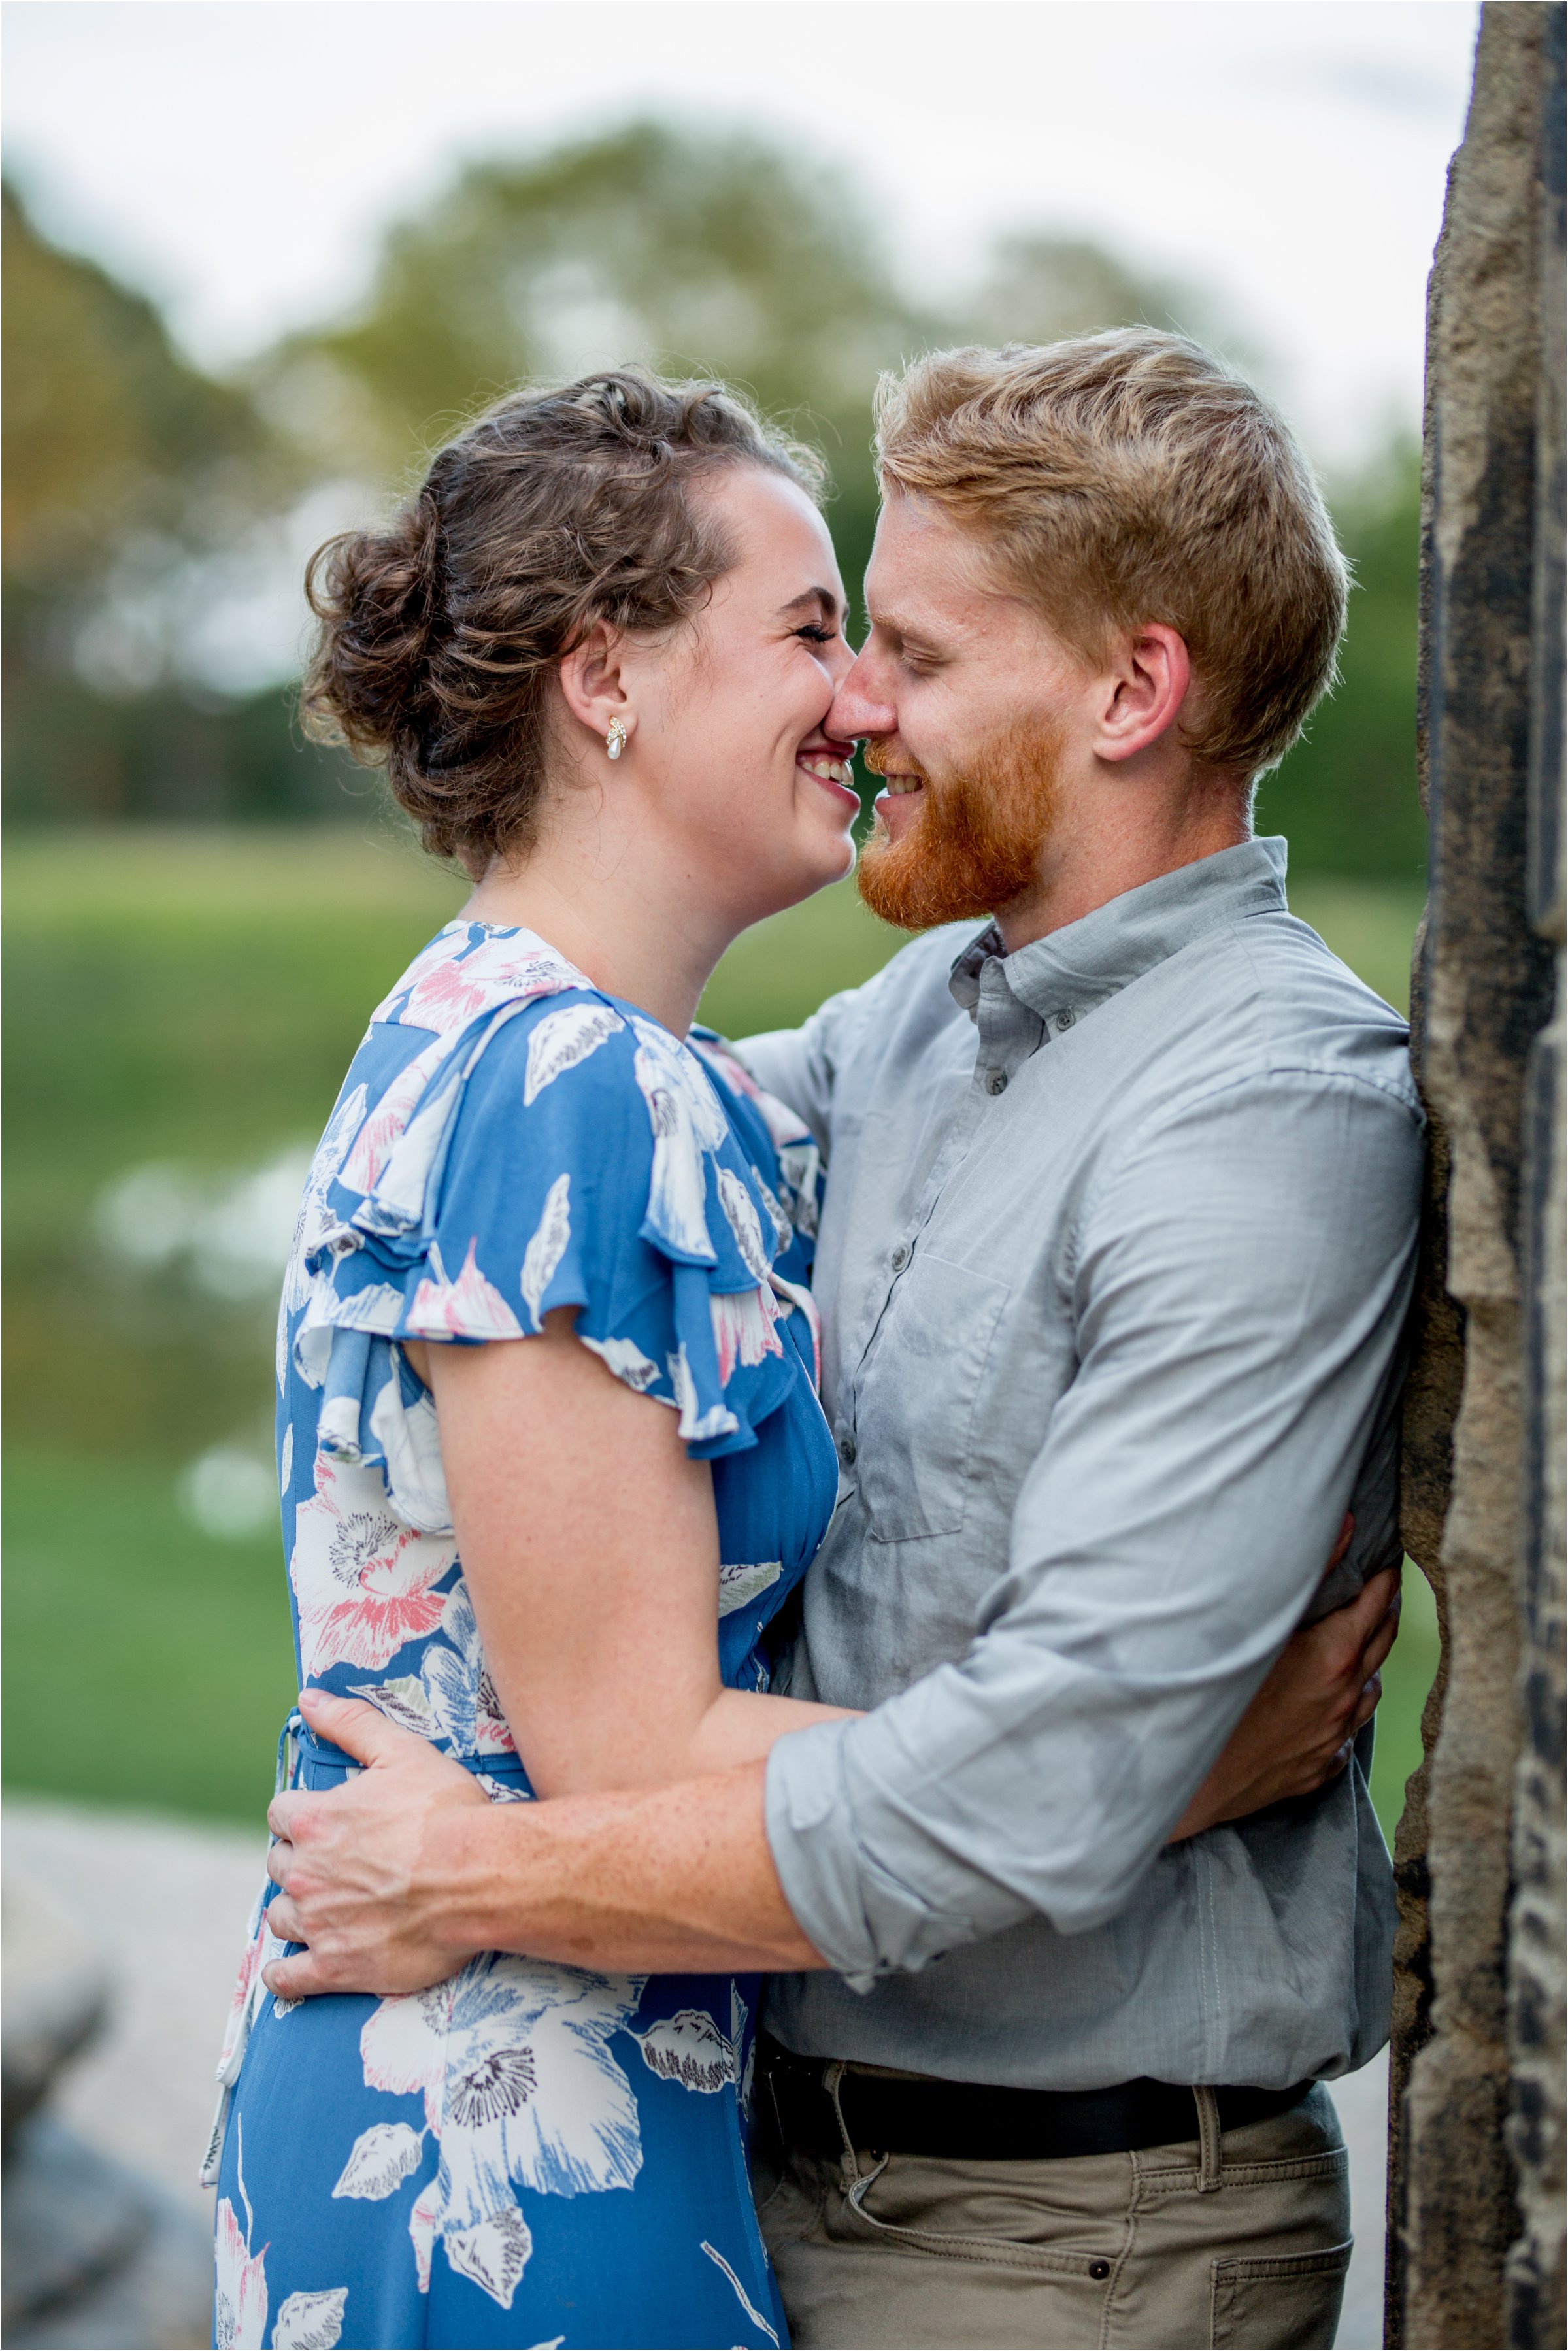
left=1092, top=624, right=1191, bottom=765
left=558, top=622, right=633, bottom=754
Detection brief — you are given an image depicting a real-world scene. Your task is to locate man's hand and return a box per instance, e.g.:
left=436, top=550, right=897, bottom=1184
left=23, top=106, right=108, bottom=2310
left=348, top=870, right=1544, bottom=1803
left=263, top=1691, right=491, bottom=1999
left=262, top=1686, right=820, bottom=2000
left=1171, top=1541, right=1401, bottom=1842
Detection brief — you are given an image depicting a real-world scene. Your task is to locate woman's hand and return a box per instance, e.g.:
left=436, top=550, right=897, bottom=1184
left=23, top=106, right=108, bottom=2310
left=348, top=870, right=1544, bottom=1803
left=1170, top=1527, right=1402, bottom=1841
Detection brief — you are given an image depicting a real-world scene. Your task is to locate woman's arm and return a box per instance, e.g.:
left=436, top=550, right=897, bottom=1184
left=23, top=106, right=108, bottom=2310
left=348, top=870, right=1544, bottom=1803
left=407, top=1316, right=855, bottom=1799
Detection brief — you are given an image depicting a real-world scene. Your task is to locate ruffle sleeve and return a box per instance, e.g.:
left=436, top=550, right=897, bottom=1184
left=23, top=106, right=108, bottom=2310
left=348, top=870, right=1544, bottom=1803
left=289, top=968, right=820, bottom=1533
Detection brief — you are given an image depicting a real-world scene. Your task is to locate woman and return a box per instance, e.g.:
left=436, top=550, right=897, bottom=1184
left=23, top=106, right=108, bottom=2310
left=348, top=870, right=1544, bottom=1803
left=207, top=371, right=1376, bottom=2351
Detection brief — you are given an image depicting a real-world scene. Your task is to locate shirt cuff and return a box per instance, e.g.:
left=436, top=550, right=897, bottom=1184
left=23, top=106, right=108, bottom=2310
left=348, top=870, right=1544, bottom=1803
left=763, top=1719, right=969, bottom=1990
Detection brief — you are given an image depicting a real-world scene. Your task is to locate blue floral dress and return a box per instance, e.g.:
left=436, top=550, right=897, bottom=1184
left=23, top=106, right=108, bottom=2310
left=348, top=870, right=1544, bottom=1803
left=205, top=922, right=838, bottom=2351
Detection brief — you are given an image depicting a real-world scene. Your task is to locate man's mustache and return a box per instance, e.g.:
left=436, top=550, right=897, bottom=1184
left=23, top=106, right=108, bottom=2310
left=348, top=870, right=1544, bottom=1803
left=861, top=742, right=930, bottom=784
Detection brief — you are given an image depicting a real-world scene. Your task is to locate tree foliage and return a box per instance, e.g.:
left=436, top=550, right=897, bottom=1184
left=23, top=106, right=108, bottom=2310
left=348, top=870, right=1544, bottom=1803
left=1, top=126, right=1418, bottom=874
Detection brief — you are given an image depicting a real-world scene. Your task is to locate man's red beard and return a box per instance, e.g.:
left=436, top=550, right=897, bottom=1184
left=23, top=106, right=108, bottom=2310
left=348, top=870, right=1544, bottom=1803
left=857, top=718, right=1066, bottom=932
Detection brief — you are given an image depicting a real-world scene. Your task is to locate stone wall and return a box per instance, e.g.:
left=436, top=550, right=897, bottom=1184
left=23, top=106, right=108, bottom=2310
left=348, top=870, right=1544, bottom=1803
left=1388, top=7, right=1566, bottom=2346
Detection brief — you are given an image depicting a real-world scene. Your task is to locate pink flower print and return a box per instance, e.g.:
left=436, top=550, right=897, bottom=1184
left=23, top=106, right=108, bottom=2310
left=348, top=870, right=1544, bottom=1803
left=710, top=1286, right=784, bottom=1385
left=688, top=1037, right=812, bottom=1154
left=290, top=1458, right=456, bottom=1678
left=398, top=935, right=584, bottom=1036
left=214, top=2191, right=268, bottom=2348
left=220, top=1912, right=265, bottom=2065
left=407, top=1239, right=524, bottom=1342
left=339, top=1036, right=449, bottom=1199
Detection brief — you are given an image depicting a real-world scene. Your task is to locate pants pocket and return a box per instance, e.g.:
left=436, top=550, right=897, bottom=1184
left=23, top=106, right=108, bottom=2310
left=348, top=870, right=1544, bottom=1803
left=1210, top=2236, right=1352, bottom=2350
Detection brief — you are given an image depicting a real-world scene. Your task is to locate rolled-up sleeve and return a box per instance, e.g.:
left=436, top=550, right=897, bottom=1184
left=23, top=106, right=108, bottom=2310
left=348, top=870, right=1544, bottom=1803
left=765, top=1068, right=1423, bottom=1986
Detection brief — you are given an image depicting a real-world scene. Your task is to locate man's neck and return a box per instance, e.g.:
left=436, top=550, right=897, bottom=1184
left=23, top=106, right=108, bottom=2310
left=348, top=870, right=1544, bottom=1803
left=993, top=783, right=1252, bottom=954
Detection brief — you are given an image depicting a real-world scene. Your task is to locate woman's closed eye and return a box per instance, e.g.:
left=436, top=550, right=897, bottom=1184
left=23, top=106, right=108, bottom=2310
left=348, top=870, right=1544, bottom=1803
left=793, top=623, right=839, bottom=645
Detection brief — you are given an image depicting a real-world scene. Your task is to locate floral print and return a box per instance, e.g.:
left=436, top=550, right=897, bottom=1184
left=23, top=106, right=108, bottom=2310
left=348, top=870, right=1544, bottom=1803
left=209, top=922, right=837, bottom=2347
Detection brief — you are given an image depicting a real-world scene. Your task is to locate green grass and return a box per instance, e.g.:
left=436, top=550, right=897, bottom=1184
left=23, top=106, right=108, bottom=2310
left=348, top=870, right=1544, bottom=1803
left=4, top=1450, right=298, bottom=1822
left=3, top=825, right=1435, bottom=1833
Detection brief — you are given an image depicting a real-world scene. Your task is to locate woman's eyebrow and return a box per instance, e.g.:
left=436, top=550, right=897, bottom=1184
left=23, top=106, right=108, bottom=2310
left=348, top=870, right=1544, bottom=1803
left=776, top=587, right=844, bottom=624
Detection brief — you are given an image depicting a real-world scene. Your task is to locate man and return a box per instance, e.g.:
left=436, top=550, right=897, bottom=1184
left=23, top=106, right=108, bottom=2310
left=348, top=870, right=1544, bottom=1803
left=265, top=331, right=1422, bottom=2350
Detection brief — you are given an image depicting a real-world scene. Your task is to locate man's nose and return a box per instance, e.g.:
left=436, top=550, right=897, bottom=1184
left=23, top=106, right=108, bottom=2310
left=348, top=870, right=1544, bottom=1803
left=827, top=653, right=897, bottom=744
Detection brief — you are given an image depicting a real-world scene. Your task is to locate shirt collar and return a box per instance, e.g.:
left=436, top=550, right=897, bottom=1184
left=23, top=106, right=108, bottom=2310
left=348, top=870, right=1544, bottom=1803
left=948, top=837, right=1289, bottom=1025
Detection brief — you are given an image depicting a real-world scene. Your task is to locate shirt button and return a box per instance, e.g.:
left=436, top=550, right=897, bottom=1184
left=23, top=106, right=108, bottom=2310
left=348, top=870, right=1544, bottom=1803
left=839, top=1436, right=857, bottom=1467
left=890, top=1244, right=910, bottom=1271
left=1055, top=1008, right=1076, bottom=1033
left=985, top=1069, right=1009, bottom=1095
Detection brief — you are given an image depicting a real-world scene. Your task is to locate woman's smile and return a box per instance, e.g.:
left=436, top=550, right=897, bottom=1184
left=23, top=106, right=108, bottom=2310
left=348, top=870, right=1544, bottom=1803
left=795, top=741, right=859, bottom=809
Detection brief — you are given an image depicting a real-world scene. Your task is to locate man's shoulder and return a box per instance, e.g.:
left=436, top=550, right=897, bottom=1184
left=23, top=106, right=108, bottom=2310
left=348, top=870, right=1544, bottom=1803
left=824, top=922, right=980, bottom=1045
left=1180, top=907, right=1420, bottom=1116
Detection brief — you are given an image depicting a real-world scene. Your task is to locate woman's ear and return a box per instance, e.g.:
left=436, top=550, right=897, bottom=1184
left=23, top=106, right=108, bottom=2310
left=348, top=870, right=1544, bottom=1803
left=558, top=623, right=633, bottom=758
left=1092, top=624, right=1191, bottom=764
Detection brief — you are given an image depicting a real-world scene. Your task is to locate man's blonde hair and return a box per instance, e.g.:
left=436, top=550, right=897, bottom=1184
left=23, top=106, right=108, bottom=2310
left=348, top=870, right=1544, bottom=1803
left=874, top=330, right=1348, bottom=777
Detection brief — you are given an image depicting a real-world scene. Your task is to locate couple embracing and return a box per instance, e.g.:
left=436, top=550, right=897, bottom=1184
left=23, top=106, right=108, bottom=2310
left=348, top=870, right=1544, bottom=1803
left=210, top=331, right=1421, bottom=2351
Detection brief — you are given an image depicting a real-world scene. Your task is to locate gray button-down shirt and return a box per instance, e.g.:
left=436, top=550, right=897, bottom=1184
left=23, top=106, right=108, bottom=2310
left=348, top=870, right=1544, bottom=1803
left=740, top=839, right=1423, bottom=2091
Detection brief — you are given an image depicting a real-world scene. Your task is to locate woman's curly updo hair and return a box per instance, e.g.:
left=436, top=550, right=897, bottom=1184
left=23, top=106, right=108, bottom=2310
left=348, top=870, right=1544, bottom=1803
left=302, top=369, right=824, bottom=874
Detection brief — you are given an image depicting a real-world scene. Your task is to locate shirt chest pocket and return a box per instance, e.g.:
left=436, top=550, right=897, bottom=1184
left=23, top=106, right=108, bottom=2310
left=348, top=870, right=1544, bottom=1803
left=851, top=1253, right=1010, bottom=1543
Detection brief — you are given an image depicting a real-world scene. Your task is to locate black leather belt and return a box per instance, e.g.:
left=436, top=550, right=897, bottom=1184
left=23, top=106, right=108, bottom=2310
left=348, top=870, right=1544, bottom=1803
left=758, top=2035, right=1312, bottom=2163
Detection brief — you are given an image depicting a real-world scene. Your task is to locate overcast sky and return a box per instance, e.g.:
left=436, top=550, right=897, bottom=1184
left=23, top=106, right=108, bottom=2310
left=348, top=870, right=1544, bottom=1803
left=5, top=0, right=1478, bottom=465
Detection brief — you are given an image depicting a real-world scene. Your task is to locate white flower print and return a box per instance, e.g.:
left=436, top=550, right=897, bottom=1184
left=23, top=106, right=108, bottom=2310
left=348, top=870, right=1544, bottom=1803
left=354, top=1055, right=472, bottom=1237
left=732, top=1981, right=755, bottom=2119
left=407, top=1237, right=524, bottom=1342
left=348, top=1674, right=439, bottom=1739
left=667, top=1344, right=738, bottom=1445
left=631, top=1018, right=728, bottom=1261
left=776, top=1139, right=822, bottom=1238
left=282, top=1083, right=367, bottom=1318
left=271, top=2288, right=347, bottom=2348
left=367, top=1369, right=451, bottom=1536
left=520, top=1175, right=571, bottom=1331
left=420, top=1580, right=516, bottom=1756
left=716, top=1167, right=773, bottom=1282
left=523, top=1003, right=624, bottom=1105
left=710, top=1285, right=784, bottom=1385
left=290, top=1457, right=456, bottom=1679
left=338, top=1036, right=448, bottom=1200
left=631, top=2009, right=737, bottom=2093
left=701, top=2239, right=780, bottom=2346
left=718, top=1561, right=784, bottom=1617
left=444, top=2209, right=533, bottom=2307
left=333, top=2122, right=426, bottom=2201
left=358, top=1955, right=646, bottom=2305
left=214, top=2120, right=269, bottom=2349
left=578, top=1332, right=660, bottom=1392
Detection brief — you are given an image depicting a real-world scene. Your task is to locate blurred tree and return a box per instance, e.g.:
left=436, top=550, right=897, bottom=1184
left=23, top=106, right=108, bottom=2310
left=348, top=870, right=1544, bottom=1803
left=3, top=180, right=262, bottom=601
left=262, top=122, right=912, bottom=474
left=3, top=182, right=354, bottom=819
left=1256, top=442, right=1423, bottom=882
left=258, top=121, right=921, bottom=636
left=1, top=127, right=1421, bottom=876
left=961, top=231, right=1216, bottom=352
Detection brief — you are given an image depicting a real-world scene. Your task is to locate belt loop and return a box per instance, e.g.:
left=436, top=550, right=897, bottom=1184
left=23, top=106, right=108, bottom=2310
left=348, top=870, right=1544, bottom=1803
left=824, top=2061, right=855, bottom=2166
left=824, top=2061, right=891, bottom=2211
left=1193, top=2086, right=1223, bottom=2192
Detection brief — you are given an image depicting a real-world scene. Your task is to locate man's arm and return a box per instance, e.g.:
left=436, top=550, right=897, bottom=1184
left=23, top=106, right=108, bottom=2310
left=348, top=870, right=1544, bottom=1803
left=762, top=1069, right=1422, bottom=1985
left=263, top=1705, right=816, bottom=1992
left=264, top=1552, right=1398, bottom=1999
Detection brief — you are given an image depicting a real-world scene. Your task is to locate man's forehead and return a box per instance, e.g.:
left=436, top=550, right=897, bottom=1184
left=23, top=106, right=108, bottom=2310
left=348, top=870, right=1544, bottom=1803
left=865, top=495, right=1017, bottom=631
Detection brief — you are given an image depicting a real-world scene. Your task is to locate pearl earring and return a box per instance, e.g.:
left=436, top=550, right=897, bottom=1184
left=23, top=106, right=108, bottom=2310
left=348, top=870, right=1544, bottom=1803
left=606, top=718, right=627, bottom=761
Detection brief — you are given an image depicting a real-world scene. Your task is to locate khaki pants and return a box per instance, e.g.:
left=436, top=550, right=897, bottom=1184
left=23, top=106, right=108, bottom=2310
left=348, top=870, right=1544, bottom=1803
left=754, top=2081, right=1352, bottom=2350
